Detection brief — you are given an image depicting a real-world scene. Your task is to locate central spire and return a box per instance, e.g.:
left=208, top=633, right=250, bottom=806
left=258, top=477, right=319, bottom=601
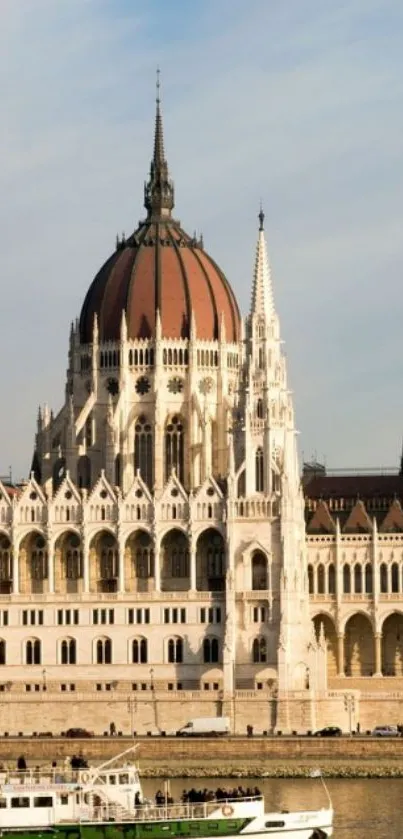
left=144, top=70, right=175, bottom=219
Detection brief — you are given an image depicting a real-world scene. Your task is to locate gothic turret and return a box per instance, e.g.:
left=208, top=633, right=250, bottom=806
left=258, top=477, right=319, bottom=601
left=144, top=71, right=175, bottom=219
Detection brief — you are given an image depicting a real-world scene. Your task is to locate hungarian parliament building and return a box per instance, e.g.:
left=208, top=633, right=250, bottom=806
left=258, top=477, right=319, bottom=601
left=0, top=88, right=402, bottom=736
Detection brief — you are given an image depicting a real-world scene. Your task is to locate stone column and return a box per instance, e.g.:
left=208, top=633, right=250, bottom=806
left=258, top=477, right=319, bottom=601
left=12, top=535, right=19, bottom=595
left=154, top=536, right=161, bottom=592
left=337, top=633, right=345, bottom=677
left=374, top=632, right=382, bottom=677
left=48, top=537, right=54, bottom=594
left=118, top=533, right=125, bottom=594
left=189, top=538, right=196, bottom=591
left=82, top=533, right=90, bottom=593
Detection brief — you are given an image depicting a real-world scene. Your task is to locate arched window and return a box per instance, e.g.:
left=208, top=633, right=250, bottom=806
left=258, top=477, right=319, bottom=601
left=252, top=552, right=268, bottom=590
left=165, top=416, right=184, bottom=484
left=26, top=639, right=41, bottom=666
left=61, top=639, right=76, bottom=665
left=365, top=563, right=373, bottom=593
left=255, top=448, right=264, bottom=492
left=66, top=533, right=82, bottom=580
left=77, top=455, right=91, bottom=490
left=308, top=564, right=314, bottom=594
left=31, top=536, right=47, bottom=580
left=0, top=640, right=6, bottom=665
left=380, top=563, right=388, bottom=594
left=132, top=638, right=148, bottom=664
left=134, top=533, right=154, bottom=579
left=168, top=638, right=183, bottom=663
left=203, top=637, right=219, bottom=664
left=256, top=399, right=264, bottom=419
left=317, top=564, right=325, bottom=594
left=392, top=562, right=399, bottom=593
left=99, top=535, right=118, bottom=586
left=343, top=564, right=351, bottom=594
left=252, top=637, right=267, bottom=663
left=328, top=563, right=336, bottom=594
left=96, top=638, right=112, bottom=664
left=134, top=416, right=153, bottom=488
left=354, top=564, right=362, bottom=594
left=0, top=536, right=12, bottom=592
left=115, top=454, right=121, bottom=488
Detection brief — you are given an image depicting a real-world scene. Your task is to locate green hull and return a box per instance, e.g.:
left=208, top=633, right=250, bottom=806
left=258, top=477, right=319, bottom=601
left=0, top=819, right=251, bottom=839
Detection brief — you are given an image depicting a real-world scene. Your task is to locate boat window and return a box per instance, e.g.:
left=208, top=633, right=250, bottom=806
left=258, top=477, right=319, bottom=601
left=0, top=797, right=7, bottom=808
left=34, top=796, right=53, bottom=808
left=119, top=773, right=129, bottom=785
left=11, top=797, right=30, bottom=808
left=109, top=775, right=117, bottom=785
left=265, top=822, right=285, bottom=829
left=60, top=795, right=68, bottom=805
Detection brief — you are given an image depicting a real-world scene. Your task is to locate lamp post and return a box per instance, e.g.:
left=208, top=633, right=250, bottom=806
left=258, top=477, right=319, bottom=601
left=344, top=693, right=355, bottom=734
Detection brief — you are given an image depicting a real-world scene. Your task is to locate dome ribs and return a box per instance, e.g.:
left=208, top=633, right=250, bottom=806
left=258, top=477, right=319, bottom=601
left=188, top=245, right=219, bottom=340
left=166, top=227, right=192, bottom=339
left=197, top=250, right=241, bottom=342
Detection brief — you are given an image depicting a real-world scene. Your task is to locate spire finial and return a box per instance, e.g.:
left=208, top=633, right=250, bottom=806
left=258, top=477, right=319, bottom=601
left=144, top=69, right=175, bottom=218
left=258, top=203, right=265, bottom=231
left=156, top=66, right=161, bottom=105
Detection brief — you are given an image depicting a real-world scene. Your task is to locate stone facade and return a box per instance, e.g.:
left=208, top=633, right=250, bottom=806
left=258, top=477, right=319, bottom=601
left=1, top=93, right=402, bottom=735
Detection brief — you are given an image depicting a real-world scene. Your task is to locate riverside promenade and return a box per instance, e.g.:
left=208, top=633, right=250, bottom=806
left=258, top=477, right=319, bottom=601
left=3, top=736, right=403, bottom=778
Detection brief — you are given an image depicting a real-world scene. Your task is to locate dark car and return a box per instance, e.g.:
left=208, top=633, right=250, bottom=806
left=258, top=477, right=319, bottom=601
left=314, top=726, right=342, bottom=737
left=63, top=727, right=94, bottom=738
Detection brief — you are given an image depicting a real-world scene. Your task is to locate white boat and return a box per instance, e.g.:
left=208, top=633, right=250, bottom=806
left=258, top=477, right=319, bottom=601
left=0, top=745, right=333, bottom=839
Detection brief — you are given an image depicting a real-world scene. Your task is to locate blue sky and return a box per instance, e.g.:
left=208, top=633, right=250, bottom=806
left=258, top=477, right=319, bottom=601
left=1, top=0, right=403, bottom=479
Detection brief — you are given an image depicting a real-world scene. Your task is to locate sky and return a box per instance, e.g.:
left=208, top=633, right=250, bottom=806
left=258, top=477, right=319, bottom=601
left=1, top=0, right=403, bottom=480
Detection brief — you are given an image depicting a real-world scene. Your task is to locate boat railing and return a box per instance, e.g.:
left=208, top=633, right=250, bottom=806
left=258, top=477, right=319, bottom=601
left=0, top=769, right=87, bottom=787
left=81, top=796, right=263, bottom=824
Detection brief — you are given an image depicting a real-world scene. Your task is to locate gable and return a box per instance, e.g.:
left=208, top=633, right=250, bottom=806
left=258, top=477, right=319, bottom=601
left=343, top=500, right=372, bottom=533
left=379, top=499, right=403, bottom=533
left=306, top=500, right=336, bottom=534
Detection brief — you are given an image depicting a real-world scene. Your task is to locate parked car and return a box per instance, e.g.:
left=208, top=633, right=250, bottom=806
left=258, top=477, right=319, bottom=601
left=63, top=727, right=94, bottom=738
left=314, top=726, right=342, bottom=737
left=371, top=725, right=399, bottom=737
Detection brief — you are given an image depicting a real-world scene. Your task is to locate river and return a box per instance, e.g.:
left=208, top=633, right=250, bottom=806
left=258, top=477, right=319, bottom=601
left=142, top=776, right=402, bottom=837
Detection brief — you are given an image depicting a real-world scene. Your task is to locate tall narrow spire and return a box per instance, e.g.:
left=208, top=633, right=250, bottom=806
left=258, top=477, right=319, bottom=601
left=250, top=206, right=275, bottom=319
left=144, top=69, right=175, bottom=219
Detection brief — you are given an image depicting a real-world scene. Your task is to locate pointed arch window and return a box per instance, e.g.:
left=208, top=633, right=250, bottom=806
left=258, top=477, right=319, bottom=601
left=61, top=639, right=76, bottom=665
left=354, top=564, right=362, bottom=594
left=343, top=564, right=351, bottom=594
left=392, top=562, right=399, bottom=593
left=328, top=563, right=336, bottom=595
left=380, top=563, right=388, bottom=594
left=252, top=552, right=268, bottom=590
left=252, top=637, right=267, bottom=663
left=31, top=537, right=47, bottom=581
left=203, top=637, right=219, bottom=664
left=308, top=564, right=314, bottom=594
left=165, top=416, right=184, bottom=484
left=365, top=563, right=373, bottom=593
left=255, top=448, right=264, bottom=492
left=256, top=399, right=264, bottom=419
left=134, top=416, right=153, bottom=488
left=167, top=637, right=183, bottom=663
left=96, top=638, right=112, bottom=664
left=0, top=640, right=6, bottom=665
left=26, top=639, right=41, bottom=666
left=317, top=564, right=325, bottom=594
left=132, top=638, right=148, bottom=664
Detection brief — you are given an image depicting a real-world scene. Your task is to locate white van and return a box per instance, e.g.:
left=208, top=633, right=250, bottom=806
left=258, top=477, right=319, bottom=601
left=176, top=716, right=230, bottom=737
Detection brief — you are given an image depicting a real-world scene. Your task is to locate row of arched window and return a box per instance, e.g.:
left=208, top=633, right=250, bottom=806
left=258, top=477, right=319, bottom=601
left=308, top=562, right=403, bottom=595
left=0, top=636, right=269, bottom=666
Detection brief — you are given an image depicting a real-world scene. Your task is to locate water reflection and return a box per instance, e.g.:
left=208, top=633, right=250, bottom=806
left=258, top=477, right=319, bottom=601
left=142, top=776, right=403, bottom=838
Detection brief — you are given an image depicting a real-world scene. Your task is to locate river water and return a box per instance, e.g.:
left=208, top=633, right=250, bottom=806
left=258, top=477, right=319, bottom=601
left=142, top=776, right=402, bottom=837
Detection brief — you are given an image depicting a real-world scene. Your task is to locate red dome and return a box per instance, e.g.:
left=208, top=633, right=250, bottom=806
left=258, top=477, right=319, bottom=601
left=79, top=93, right=240, bottom=345
left=79, top=220, right=240, bottom=343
